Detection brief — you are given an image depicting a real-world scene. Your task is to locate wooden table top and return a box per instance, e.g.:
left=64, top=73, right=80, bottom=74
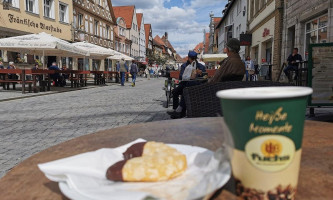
left=0, top=118, right=332, bottom=200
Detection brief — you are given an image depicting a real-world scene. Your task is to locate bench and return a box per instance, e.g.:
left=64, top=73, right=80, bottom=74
left=0, top=69, right=36, bottom=93
left=30, top=69, right=54, bottom=92
left=183, top=81, right=293, bottom=118
left=90, top=71, right=106, bottom=85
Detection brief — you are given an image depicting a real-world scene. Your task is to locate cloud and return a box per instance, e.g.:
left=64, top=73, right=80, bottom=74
left=189, top=0, right=227, bottom=8
left=111, top=0, right=163, bottom=9
left=111, top=0, right=226, bottom=57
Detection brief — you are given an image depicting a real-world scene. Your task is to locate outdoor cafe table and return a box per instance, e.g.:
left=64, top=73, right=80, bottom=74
left=0, top=118, right=332, bottom=199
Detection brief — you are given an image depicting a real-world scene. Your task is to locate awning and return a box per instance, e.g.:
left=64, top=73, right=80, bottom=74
left=202, top=54, right=228, bottom=62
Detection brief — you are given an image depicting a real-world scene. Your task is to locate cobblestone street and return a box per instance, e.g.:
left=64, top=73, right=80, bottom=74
left=0, top=78, right=170, bottom=178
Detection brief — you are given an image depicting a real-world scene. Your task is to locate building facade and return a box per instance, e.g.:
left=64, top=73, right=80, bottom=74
left=114, top=17, right=131, bottom=55
left=72, top=0, right=116, bottom=70
left=144, top=24, right=153, bottom=58
left=208, top=13, right=221, bottom=54
left=216, top=0, right=247, bottom=59
left=113, top=6, right=139, bottom=59
left=137, top=13, right=146, bottom=62
left=0, top=0, right=73, bottom=65
left=281, top=0, right=333, bottom=62
left=247, top=0, right=284, bottom=80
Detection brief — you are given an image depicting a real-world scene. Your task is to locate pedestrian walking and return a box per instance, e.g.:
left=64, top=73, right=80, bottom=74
left=145, top=67, right=150, bottom=80
left=116, top=58, right=128, bottom=86
left=244, top=56, right=255, bottom=81
left=130, top=61, right=138, bottom=87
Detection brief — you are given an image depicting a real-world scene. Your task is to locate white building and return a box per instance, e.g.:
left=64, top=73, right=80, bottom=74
left=137, top=13, right=146, bottom=62
left=113, top=6, right=140, bottom=59
left=216, top=0, right=247, bottom=60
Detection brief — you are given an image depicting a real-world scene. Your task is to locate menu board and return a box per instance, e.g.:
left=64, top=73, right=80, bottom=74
left=308, top=43, right=333, bottom=106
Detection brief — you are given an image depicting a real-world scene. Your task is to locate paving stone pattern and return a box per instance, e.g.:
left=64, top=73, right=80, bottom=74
left=0, top=78, right=170, bottom=178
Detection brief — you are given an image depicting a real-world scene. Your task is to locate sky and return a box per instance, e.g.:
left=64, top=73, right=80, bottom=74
left=111, top=0, right=228, bottom=57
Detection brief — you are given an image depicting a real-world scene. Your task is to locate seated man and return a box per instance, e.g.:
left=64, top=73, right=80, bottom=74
left=48, top=62, right=61, bottom=86
left=168, top=51, right=206, bottom=119
left=7, top=61, right=18, bottom=80
left=284, top=48, right=302, bottom=81
left=208, top=38, right=245, bottom=83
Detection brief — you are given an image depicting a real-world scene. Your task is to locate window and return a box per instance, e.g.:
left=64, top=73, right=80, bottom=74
left=230, top=11, right=234, bottom=24
left=255, top=0, right=259, bottom=14
left=106, top=26, right=110, bottom=39
left=90, top=21, right=93, bottom=34
left=44, top=0, right=54, bottom=18
left=94, top=20, right=99, bottom=36
left=26, top=0, right=34, bottom=13
left=115, top=42, right=118, bottom=51
left=305, top=15, right=328, bottom=58
left=260, top=0, right=265, bottom=10
left=100, top=22, right=103, bottom=37
left=96, top=0, right=100, bottom=5
left=9, top=0, right=20, bottom=8
left=78, top=13, right=83, bottom=29
left=237, top=0, right=241, bottom=15
left=59, top=2, right=68, bottom=23
left=250, top=0, right=254, bottom=19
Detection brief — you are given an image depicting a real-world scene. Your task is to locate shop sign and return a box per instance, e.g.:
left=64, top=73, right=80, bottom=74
left=7, top=14, right=63, bottom=33
left=240, top=34, right=252, bottom=46
left=263, top=28, right=270, bottom=37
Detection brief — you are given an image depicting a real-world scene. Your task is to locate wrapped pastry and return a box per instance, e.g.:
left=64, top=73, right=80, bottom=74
left=106, top=142, right=187, bottom=182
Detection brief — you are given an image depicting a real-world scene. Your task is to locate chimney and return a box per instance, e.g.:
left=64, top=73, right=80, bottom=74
left=165, top=32, right=168, bottom=40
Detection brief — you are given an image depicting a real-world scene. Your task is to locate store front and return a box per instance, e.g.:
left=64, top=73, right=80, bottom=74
left=0, top=0, right=73, bottom=68
left=304, top=14, right=328, bottom=60
left=250, top=17, right=275, bottom=66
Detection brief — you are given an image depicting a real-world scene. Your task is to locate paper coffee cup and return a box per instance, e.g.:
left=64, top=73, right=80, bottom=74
left=217, top=87, right=312, bottom=200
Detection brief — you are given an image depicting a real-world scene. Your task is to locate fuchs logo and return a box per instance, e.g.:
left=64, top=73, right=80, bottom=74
left=245, top=136, right=295, bottom=172
left=251, top=139, right=290, bottom=162
left=262, top=139, right=282, bottom=156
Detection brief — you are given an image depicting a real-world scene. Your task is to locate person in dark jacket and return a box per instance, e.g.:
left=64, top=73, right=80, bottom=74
left=208, top=38, right=245, bottom=83
left=284, top=48, right=302, bottom=81
left=0, top=61, right=4, bottom=69
left=48, top=62, right=62, bottom=86
left=169, top=51, right=206, bottom=119
left=130, top=61, right=138, bottom=87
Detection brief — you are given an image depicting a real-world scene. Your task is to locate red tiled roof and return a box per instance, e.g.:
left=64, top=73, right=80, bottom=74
left=182, top=56, right=188, bottom=63
left=113, top=6, right=135, bottom=29
left=193, top=42, right=204, bottom=54
left=175, top=54, right=183, bottom=62
left=213, top=17, right=222, bottom=26
left=153, top=35, right=165, bottom=47
left=144, top=24, right=151, bottom=48
left=161, top=35, right=176, bottom=53
left=204, top=33, right=209, bottom=53
left=136, top=13, right=143, bottom=30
